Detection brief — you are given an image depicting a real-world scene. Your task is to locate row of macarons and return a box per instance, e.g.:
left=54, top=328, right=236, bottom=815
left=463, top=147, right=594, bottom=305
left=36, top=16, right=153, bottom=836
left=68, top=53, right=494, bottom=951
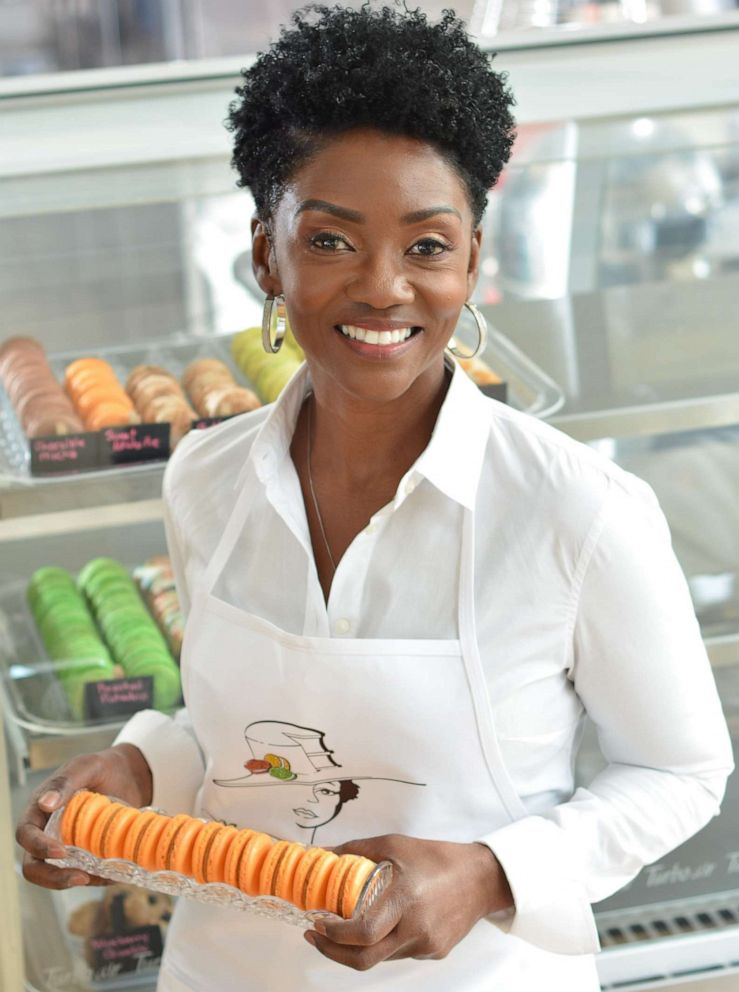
left=60, top=791, right=378, bottom=919
left=0, top=335, right=265, bottom=439
left=28, top=558, right=181, bottom=715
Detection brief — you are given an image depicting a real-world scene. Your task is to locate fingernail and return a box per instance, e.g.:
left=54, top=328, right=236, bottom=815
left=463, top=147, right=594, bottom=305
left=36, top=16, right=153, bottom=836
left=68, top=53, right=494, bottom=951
left=47, top=845, right=67, bottom=859
left=304, top=931, right=317, bottom=946
left=39, top=791, right=61, bottom=810
left=68, top=872, right=90, bottom=886
left=313, top=922, right=327, bottom=936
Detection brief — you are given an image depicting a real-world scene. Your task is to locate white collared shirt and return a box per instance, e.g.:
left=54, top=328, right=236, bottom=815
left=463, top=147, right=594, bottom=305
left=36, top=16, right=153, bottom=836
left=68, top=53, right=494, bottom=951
left=117, top=360, right=733, bottom=956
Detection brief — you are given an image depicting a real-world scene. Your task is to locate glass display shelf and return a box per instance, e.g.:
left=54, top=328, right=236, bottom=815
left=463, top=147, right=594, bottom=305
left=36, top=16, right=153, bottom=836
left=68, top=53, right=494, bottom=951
left=483, top=273, right=739, bottom=444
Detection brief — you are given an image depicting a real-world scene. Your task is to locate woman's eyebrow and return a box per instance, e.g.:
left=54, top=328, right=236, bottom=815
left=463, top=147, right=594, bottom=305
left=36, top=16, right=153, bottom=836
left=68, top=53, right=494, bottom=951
left=297, top=199, right=364, bottom=222
left=296, top=200, right=462, bottom=224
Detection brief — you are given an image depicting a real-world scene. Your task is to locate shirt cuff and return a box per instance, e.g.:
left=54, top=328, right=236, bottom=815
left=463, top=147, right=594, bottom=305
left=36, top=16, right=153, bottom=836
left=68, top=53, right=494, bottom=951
left=477, top=816, right=601, bottom=956
left=114, top=708, right=204, bottom=816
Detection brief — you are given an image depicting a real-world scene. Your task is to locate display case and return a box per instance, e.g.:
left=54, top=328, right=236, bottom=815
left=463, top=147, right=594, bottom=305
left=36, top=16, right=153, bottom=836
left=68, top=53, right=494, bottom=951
left=2, top=22, right=739, bottom=992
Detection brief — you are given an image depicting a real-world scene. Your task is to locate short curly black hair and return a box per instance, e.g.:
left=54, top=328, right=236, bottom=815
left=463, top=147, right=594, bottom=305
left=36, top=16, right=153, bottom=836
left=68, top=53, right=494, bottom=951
left=227, top=3, right=516, bottom=226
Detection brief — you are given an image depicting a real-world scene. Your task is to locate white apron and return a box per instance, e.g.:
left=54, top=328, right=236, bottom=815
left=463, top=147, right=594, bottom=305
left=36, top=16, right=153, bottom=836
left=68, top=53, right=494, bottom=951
left=158, top=434, right=600, bottom=991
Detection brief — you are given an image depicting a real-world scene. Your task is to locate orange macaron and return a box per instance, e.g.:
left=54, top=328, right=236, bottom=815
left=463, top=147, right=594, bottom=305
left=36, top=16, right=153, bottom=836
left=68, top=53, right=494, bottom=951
left=202, top=824, right=239, bottom=884
left=304, top=850, right=341, bottom=912
left=237, top=832, right=274, bottom=897
left=191, top=821, right=226, bottom=884
left=73, top=793, right=114, bottom=850
left=134, top=813, right=171, bottom=871
left=100, top=805, right=140, bottom=859
left=326, top=854, right=376, bottom=919
left=222, top=829, right=256, bottom=888
left=87, top=801, right=127, bottom=857
left=271, top=842, right=305, bottom=901
left=337, top=856, right=376, bottom=919
left=59, top=790, right=95, bottom=846
left=167, top=816, right=208, bottom=876
left=292, top=847, right=329, bottom=910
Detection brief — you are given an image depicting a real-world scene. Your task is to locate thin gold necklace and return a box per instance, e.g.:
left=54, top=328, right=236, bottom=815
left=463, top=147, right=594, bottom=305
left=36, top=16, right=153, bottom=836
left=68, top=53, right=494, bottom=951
left=306, top=393, right=337, bottom=575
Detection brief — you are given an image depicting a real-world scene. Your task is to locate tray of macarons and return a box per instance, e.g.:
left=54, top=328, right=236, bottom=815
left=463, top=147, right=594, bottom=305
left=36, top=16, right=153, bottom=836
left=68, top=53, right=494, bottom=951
left=46, top=791, right=392, bottom=928
left=0, top=556, right=182, bottom=734
left=0, top=333, right=263, bottom=484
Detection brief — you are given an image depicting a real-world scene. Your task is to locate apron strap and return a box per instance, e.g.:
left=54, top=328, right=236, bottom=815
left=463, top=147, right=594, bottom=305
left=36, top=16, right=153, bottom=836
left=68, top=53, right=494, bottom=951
left=457, top=411, right=528, bottom=824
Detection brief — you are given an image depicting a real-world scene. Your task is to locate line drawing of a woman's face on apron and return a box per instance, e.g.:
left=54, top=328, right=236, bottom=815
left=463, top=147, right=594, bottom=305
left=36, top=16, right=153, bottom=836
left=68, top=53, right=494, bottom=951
left=292, top=779, right=360, bottom=843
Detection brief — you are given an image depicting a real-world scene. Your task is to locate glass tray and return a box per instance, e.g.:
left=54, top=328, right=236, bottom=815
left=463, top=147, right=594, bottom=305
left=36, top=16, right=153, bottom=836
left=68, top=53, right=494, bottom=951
left=44, top=804, right=392, bottom=930
left=0, top=333, right=251, bottom=486
left=0, top=329, right=564, bottom=486
left=0, top=574, right=176, bottom=735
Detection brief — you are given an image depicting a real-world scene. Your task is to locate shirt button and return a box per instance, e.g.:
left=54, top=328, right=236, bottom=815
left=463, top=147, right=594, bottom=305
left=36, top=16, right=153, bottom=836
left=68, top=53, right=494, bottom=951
left=334, top=618, right=351, bottom=635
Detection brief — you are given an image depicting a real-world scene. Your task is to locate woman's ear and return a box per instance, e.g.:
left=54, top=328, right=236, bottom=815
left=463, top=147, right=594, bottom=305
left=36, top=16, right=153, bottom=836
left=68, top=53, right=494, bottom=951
left=467, top=226, right=483, bottom=297
left=251, top=218, right=283, bottom=297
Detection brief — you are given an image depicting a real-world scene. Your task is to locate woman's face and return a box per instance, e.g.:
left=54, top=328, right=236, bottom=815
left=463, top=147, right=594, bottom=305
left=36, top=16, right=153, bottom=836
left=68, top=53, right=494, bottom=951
left=252, top=128, right=481, bottom=405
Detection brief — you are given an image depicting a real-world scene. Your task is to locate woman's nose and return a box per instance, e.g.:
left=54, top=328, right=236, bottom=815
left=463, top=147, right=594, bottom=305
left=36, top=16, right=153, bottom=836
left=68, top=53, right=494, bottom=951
left=345, top=250, right=414, bottom=309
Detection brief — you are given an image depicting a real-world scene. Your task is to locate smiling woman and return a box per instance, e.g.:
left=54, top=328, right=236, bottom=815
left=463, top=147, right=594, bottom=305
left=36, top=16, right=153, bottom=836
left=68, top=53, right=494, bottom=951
left=16, top=4, right=733, bottom=992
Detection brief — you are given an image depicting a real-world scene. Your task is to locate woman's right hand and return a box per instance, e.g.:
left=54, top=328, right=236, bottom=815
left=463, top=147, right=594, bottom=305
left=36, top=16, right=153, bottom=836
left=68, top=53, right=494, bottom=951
left=15, top=743, right=153, bottom=890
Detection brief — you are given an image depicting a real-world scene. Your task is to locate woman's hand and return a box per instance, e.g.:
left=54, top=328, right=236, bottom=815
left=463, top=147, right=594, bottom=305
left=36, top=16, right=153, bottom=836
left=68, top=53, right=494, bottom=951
left=15, top=743, right=153, bottom=890
left=304, top=834, right=513, bottom=970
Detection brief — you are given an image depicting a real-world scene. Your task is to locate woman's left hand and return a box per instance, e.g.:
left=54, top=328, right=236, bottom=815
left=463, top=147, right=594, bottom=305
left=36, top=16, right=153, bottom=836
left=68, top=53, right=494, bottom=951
left=304, top=834, right=513, bottom=970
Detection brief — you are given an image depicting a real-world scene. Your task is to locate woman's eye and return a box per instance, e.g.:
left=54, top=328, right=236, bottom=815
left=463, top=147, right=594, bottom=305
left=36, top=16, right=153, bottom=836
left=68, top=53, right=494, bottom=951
left=409, top=238, right=450, bottom=257
left=310, top=232, right=351, bottom=251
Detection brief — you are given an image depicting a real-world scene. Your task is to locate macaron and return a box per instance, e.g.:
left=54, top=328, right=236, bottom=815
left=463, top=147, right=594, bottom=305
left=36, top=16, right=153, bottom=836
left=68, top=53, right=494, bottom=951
left=88, top=801, right=127, bottom=857
left=122, top=810, right=160, bottom=863
left=237, top=832, right=274, bottom=897
left=134, top=813, right=171, bottom=871
left=291, top=846, right=329, bottom=910
left=100, top=804, right=140, bottom=859
left=191, top=821, right=228, bottom=884
left=73, top=793, right=114, bottom=850
left=202, top=824, right=239, bottom=883
left=272, top=842, right=305, bottom=902
left=326, top=855, right=366, bottom=918
left=336, top=856, right=377, bottom=919
left=59, top=790, right=96, bottom=846
left=259, top=840, right=295, bottom=898
left=222, top=829, right=256, bottom=888
left=303, top=850, right=340, bottom=912
left=162, top=815, right=207, bottom=875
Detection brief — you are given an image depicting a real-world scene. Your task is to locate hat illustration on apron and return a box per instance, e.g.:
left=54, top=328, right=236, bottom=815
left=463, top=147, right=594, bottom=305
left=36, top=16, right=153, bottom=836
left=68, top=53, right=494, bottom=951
left=213, top=720, right=424, bottom=789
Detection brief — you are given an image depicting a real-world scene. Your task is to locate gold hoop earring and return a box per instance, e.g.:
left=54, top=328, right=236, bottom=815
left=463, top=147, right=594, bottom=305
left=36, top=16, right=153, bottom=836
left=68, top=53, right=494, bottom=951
left=262, top=294, right=287, bottom=354
left=448, top=302, right=487, bottom=360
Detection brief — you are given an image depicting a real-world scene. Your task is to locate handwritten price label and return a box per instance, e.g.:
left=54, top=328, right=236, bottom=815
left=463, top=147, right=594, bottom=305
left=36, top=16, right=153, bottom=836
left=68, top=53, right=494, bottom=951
left=30, top=432, right=100, bottom=475
left=84, top=676, right=154, bottom=719
left=89, top=925, right=163, bottom=977
left=100, top=423, right=170, bottom=465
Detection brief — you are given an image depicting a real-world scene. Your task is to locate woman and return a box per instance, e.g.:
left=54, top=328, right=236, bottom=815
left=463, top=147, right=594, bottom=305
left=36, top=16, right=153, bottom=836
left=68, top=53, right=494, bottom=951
left=17, top=5, right=733, bottom=990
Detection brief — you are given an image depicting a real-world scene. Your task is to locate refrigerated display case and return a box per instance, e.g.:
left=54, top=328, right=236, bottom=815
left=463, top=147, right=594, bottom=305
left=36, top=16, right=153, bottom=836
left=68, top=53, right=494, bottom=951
left=2, top=23, right=739, bottom=992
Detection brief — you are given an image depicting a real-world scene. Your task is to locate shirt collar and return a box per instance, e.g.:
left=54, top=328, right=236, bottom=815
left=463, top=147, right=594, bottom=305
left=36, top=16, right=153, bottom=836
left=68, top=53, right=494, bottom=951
left=239, top=358, right=492, bottom=510
left=411, top=357, right=492, bottom=510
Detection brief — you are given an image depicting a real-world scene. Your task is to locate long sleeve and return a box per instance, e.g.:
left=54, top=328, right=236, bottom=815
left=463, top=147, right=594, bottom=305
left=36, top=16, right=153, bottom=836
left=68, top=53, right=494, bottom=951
left=113, top=458, right=205, bottom=815
left=477, top=478, right=734, bottom=955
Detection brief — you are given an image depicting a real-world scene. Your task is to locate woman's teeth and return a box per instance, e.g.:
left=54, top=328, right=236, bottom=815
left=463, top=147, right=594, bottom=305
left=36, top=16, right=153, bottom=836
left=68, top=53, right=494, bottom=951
left=339, top=325, right=414, bottom=345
